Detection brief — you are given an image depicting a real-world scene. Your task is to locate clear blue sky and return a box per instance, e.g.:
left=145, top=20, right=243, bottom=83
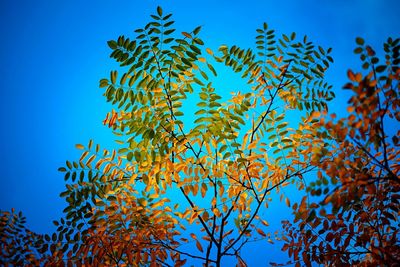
left=0, top=0, right=399, bottom=265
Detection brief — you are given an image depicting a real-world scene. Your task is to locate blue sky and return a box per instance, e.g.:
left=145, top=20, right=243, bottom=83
left=0, top=0, right=399, bottom=265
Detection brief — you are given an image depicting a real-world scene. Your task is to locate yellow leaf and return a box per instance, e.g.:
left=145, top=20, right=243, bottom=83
left=205, top=142, right=212, bottom=155
left=79, top=151, right=89, bottom=162
left=103, top=163, right=112, bottom=173
left=222, top=204, right=228, bottom=213
left=209, top=198, right=216, bottom=210
left=212, top=208, right=221, bottom=217
left=218, top=184, right=225, bottom=197
left=86, top=155, right=96, bottom=166
left=247, top=141, right=258, bottom=150
left=206, top=48, right=213, bottom=55
left=88, top=139, right=93, bottom=149
left=151, top=201, right=163, bottom=209
left=138, top=198, right=148, bottom=206
left=75, top=144, right=84, bottom=150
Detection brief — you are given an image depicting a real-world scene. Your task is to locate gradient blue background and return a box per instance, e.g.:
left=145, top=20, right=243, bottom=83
left=1, top=0, right=399, bottom=265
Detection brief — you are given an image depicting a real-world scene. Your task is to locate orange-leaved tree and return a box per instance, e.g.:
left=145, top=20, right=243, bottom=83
left=281, top=37, right=400, bottom=266
left=1, top=7, right=335, bottom=266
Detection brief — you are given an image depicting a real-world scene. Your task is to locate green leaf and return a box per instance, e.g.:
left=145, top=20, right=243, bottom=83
left=120, top=73, right=128, bottom=85
left=163, top=38, right=174, bottom=44
left=207, top=63, right=217, bottom=76
left=234, top=149, right=243, bottom=155
left=66, top=161, right=72, bottom=169
left=237, top=158, right=248, bottom=163
left=355, top=37, right=364, bottom=45
left=194, top=38, right=204, bottom=45
left=148, top=129, right=155, bottom=139
left=107, top=195, right=117, bottom=201
left=282, top=34, right=289, bottom=42
left=197, top=102, right=207, bottom=107
left=107, top=40, right=118, bottom=49
left=163, top=14, right=173, bottom=21
left=193, top=26, right=202, bottom=35
left=195, top=109, right=206, bottom=115
left=110, top=71, right=117, bottom=84
left=306, top=210, right=316, bottom=222
left=223, top=152, right=231, bottom=159
left=219, top=145, right=227, bottom=153
left=371, top=57, right=379, bottom=64
left=164, top=29, right=175, bottom=35
left=277, top=122, right=288, bottom=129
left=157, top=6, right=163, bottom=16
left=190, top=45, right=201, bottom=54
left=181, top=57, right=192, bottom=67
left=192, top=78, right=204, bottom=86
left=362, top=62, right=369, bottom=69
left=99, top=79, right=109, bottom=88
left=375, top=65, right=386, bottom=73
left=71, top=172, right=77, bottom=182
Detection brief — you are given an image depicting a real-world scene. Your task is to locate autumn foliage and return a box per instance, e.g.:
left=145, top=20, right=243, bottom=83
left=282, top=37, right=400, bottom=266
left=1, top=7, right=398, bottom=267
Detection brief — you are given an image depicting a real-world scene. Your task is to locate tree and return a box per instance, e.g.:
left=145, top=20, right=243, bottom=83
left=1, top=7, right=335, bottom=266
left=281, top=37, right=400, bottom=266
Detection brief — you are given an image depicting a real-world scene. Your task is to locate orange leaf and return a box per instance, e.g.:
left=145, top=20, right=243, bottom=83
left=201, top=183, right=207, bottom=198
left=256, top=228, right=267, bottom=237
left=355, top=72, right=362, bottom=82
left=347, top=106, right=355, bottom=113
left=261, top=220, right=269, bottom=227
left=175, top=259, right=187, bottom=267
left=192, top=184, right=199, bottom=196
left=285, top=198, right=291, bottom=207
left=347, top=69, right=356, bottom=81
left=237, top=256, right=247, bottom=267
left=182, top=32, right=192, bottom=39
left=202, top=211, right=209, bottom=221
left=196, top=240, right=204, bottom=253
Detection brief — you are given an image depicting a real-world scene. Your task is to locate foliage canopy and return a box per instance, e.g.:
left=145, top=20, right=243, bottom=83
left=282, top=36, right=400, bottom=266
left=1, top=7, right=399, bottom=267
